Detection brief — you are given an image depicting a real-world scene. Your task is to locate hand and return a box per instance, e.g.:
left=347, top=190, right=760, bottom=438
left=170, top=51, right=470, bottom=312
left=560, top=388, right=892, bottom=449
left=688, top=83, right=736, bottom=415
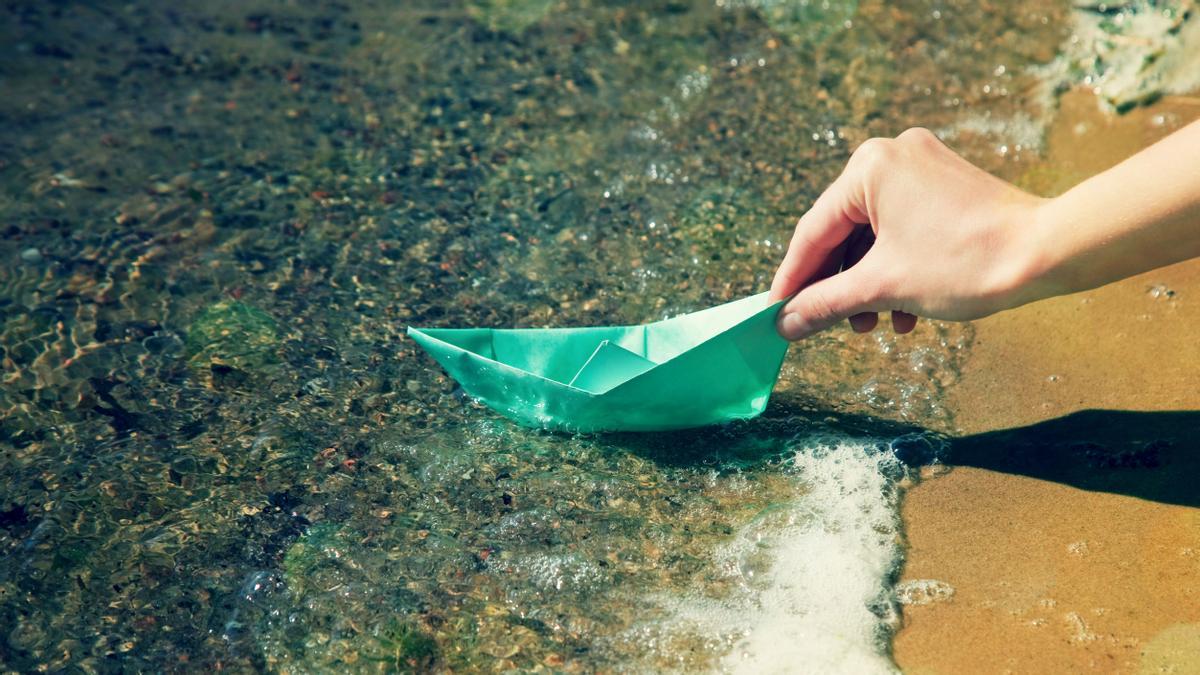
left=769, top=128, right=1046, bottom=340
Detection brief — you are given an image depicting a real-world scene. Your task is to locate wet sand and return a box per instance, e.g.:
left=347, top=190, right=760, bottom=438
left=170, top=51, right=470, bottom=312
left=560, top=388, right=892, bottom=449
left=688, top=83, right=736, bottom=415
left=893, top=90, right=1200, bottom=672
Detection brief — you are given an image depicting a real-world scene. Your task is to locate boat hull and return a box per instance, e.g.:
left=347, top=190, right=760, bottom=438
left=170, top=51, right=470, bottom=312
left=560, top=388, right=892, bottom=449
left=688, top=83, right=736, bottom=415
left=408, top=293, right=789, bottom=432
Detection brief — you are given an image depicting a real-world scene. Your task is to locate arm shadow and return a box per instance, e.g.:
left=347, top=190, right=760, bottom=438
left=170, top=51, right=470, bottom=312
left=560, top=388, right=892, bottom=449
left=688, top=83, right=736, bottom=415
left=598, top=393, right=927, bottom=469
left=949, top=409, right=1200, bottom=509
left=604, top=399, right=1200, bottom=510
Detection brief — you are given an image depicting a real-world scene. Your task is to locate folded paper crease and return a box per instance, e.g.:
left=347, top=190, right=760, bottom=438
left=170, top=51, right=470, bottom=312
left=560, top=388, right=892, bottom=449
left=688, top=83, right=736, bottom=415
left=408, top=292, right=789, bottom=432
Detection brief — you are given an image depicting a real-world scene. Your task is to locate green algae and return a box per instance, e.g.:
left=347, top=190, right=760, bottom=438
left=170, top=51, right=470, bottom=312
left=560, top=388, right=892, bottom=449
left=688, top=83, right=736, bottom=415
left=469, top=0, right=556, bottom=33
left=185, top=301, right=280, bottom=374
left=733, top=0, right=859, bottom=41
left=281, top=522, right=347, bottom=595
left=364, top=619, right=438, bottom=672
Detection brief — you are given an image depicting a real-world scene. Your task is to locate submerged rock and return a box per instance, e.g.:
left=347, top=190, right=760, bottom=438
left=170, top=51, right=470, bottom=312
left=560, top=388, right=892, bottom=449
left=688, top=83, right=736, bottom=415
left=281, top=522, right=345, bottom=594
left=720, top=0, right=858, bottom=42
left=365, top=618, right=438, bottom=671
left=185, top=300, right=279, bottom=376
left=469, top=0, right=556, bottom=33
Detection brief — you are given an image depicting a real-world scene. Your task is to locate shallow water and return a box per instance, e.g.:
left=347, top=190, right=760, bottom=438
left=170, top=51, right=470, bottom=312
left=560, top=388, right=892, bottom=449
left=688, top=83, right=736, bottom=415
left=0, top=0, right=1166, bottom=671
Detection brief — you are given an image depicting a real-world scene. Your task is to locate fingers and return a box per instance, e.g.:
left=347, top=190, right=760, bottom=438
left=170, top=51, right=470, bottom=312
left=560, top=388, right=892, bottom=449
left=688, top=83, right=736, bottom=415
left=848, top=312, right=879, bottom=332
left=777, top=262, right=882, bottom=340
left=841, top=228, right=877, bottom=331
left=891, top=311, right=918, bottom=333
left=769, top=167, right=871, bottom=302
left=771, top=135, right=930, bottom=339
left=842, top=229, right=918, bottom=336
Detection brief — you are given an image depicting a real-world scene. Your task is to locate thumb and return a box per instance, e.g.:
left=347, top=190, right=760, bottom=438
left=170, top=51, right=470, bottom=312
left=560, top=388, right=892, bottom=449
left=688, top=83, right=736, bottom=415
left=776, top=263, right=883, bottom=340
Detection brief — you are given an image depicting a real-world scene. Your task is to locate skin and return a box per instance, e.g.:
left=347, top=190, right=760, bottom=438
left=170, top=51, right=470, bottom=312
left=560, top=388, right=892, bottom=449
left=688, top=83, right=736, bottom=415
left=769, top=121, right=1200, bottom=340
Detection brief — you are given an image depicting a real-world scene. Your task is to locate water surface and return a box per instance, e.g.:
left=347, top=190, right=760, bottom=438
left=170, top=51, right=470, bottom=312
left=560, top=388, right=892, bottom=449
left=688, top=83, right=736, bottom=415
left=1, top=0, right=1082, bottom=670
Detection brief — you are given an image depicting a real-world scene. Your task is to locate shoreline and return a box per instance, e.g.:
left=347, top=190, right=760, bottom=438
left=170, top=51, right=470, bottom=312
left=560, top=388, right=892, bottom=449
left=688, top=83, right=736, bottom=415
left=893, top=90, right=1200, bottom=672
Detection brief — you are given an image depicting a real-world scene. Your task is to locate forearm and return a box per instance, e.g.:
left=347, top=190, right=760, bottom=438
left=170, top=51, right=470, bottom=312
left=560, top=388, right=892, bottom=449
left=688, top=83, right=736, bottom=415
left=1022, top=120, right=1200, bottom=302
left=770, top=123, right=1200, bottom=340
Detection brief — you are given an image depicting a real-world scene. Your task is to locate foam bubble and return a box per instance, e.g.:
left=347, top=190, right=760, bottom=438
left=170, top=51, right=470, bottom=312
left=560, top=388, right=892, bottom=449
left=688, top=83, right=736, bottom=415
left=493, top=552, right=607, bottom=591
left=1032, top=1, right=1200, bottom=112
left=648, top=439, right=907, bottom=673
left=895, top=579, right=955, bottom=606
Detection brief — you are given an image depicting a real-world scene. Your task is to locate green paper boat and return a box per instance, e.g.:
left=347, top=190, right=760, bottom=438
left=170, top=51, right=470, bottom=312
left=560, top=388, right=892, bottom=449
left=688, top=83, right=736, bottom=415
left=407, top=292, right=789, bottom=432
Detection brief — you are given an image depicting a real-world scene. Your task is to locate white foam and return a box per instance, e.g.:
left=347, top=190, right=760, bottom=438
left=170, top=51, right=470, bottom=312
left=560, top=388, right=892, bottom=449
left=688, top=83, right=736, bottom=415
left=1032, top=2, right=1200, bottom=111
left=652, top=440, right=906, bottom=674
left=935, top=111, right=1047, bottom=154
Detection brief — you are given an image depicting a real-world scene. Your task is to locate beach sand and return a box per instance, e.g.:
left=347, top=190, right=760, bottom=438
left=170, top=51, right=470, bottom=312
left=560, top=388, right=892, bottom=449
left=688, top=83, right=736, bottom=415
left=893, top=90, right=1200, bottom=672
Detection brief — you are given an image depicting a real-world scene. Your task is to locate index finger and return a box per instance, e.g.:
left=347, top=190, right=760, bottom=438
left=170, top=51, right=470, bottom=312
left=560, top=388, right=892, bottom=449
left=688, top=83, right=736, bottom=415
left=768, top=155, right=873, bottom=301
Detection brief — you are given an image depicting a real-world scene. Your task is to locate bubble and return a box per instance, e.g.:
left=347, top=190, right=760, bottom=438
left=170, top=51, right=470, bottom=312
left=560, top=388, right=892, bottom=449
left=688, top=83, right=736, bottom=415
left=895, top=579, right=955, bottom=606
left=642, top=439, right=910, bottom=673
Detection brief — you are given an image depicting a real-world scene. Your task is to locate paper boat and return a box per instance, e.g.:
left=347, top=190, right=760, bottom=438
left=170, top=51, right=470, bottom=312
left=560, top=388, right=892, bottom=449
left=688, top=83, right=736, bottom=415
left=407, top=292, right=789, bottom=432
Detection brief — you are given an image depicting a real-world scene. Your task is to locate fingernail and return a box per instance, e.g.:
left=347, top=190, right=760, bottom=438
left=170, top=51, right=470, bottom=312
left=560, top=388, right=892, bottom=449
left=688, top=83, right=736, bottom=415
left=779, top=312, right=809, bottom=340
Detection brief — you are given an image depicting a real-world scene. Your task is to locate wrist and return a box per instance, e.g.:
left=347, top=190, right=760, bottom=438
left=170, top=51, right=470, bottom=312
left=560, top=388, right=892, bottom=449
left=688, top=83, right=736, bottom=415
left=993, top=195, right=1066, bottom=311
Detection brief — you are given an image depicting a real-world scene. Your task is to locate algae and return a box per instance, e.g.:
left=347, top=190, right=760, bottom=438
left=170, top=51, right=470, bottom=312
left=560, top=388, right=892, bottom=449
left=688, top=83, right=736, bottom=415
left=185, top=300, right=280, bottom=374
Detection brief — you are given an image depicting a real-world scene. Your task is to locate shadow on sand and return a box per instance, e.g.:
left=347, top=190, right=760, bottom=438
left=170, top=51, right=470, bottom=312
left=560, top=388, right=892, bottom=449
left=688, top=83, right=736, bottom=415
left=949, top=409, right=1200, bottom=509
left=607, top=397, right=1200, bottom=509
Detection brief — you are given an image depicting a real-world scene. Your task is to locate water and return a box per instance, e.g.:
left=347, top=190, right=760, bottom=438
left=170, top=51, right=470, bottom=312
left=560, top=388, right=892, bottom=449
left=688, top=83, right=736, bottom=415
left=658, top=441, right=911, bottom=673
left=0, top=0, right=1150, bottom=671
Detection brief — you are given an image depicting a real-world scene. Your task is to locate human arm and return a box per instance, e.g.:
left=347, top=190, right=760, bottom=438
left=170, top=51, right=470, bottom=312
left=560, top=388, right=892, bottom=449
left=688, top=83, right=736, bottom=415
left=768, top=121, right=1200, bottom=340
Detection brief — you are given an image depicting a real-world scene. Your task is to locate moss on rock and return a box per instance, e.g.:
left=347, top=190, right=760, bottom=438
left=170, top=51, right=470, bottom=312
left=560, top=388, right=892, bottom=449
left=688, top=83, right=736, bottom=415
left=185, top=300, right=280, bottom=375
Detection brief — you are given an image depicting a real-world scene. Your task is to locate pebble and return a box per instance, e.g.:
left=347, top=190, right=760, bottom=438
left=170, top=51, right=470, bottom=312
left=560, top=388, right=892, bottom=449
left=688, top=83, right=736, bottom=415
left=20, top=248, right=43, bottom=263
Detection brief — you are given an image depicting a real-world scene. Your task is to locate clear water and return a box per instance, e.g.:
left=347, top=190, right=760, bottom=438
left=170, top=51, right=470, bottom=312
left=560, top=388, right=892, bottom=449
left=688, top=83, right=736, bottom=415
left=0, top=0, right=1080, bottom=671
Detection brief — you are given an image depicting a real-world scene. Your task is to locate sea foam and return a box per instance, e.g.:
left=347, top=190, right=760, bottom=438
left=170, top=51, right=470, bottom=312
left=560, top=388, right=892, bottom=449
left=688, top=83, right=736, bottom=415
left=656, top=439, right=906, bottom=673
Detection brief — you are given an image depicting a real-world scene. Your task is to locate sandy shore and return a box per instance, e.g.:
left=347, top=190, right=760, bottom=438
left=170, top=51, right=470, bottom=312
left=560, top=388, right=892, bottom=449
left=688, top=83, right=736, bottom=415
left=893, top=90, right=1200, bottom=672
